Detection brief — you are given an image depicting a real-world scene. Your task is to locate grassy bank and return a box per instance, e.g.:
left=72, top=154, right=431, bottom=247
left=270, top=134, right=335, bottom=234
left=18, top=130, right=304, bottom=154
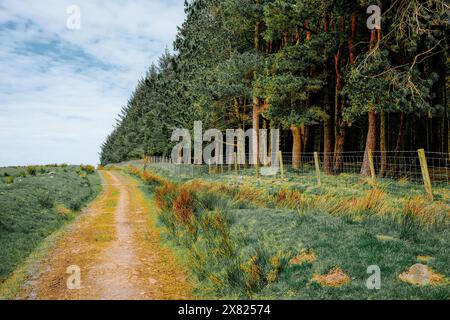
left=0, top=165, right=101, bottom=280
left=126, top=164, right=449, bottom=300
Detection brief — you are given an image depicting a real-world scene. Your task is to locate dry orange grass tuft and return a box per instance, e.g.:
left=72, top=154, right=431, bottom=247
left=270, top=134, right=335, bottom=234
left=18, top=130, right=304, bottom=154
left=403, top=196, right=449, bottom=230
left=154, top=183, right=177, bottom=211
left=172, top=189, right=196, bottom=231
left=417, top=255, right=433, bottom=263
left=200, top=210, right=228, bottom=233
left=142, top=170, right=167, bottom=185
left=234, top=185, right=267, bottom=207
left=350, top=189, right=388, bottom=216
left=290, top=249, right=316, bottom=265
left=184, top=180, right=206, bottom=192
left=241, top=255, right=263, bottom=290
left=267, top=252, right=285, bottom=284
left=127, top=165, right=141, bottom=176
left=312, top=267, right=350, bottom=287
left=55, top=204, right=73, bottom=217
left=126, top=165, right=171, bottom=188
left=276, top=189, right=303, bottom=209
left=313, top=195, right=350, bottom=216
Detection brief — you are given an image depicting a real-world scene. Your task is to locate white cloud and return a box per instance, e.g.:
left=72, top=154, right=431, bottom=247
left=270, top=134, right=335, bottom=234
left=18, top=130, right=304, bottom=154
left=0, top=0, right=185, bottom=166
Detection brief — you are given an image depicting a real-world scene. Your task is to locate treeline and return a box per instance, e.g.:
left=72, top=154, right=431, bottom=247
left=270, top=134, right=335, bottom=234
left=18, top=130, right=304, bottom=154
left=100, top=0, right=449, bottom=175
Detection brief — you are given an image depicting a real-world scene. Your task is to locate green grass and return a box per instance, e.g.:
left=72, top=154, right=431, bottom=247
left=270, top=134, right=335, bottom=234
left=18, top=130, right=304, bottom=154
left=229, top=208, right=449, bottom=299
left=126, top=164, right=450, bottom=299
left=0, top=165, right=101, bottom=280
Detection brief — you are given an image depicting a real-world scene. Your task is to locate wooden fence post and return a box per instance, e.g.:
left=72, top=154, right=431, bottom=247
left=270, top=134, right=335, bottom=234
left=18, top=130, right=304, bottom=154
left=368, top=149, right=377, bottom=185
left=278, top=151, right=285, bottom=179
left=314, top=152, right=322, bottom=186
left=418, top=149, right=433, bottom=200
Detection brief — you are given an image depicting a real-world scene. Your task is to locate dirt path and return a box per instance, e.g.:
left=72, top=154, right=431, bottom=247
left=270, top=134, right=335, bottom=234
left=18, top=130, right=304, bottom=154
left=27, top=170, right=192, bottom=300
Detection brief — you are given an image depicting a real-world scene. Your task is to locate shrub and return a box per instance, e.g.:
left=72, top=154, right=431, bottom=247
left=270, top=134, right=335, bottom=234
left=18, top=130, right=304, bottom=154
left=5, top=176, right=14, bottom=184
left=80, top=165, right=95, bottom=174
left=55, top=204, right=74, bottom=218
left=240, top=246, right=289, bottom=295
left=37, top=191, right=54, bottom=208
left=26, top=166, right=37, bottom=176
left=68, top=199, right=82, bottom=211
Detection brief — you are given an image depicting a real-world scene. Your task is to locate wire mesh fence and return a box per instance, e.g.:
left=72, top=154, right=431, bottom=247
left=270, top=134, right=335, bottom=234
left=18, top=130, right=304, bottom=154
left=119, top=150, right=449, bottom=197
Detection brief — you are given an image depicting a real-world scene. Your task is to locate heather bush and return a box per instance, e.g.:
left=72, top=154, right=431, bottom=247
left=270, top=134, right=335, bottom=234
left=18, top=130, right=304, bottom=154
left=26, top=166, right=37, bottom=176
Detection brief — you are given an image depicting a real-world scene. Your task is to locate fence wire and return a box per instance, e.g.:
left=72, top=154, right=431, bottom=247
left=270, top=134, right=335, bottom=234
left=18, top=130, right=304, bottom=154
left=119, top=151, right=449, bottom=196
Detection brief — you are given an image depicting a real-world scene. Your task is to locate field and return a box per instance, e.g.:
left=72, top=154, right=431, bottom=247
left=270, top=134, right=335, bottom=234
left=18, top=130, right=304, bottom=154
left=124, top=162, right=449, bottom=300
left=0, top=165, right=101, bottom=280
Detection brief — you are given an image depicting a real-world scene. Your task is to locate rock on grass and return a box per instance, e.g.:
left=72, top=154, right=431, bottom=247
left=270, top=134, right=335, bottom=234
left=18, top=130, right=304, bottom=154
left=399, top=264, right=445, bottom=286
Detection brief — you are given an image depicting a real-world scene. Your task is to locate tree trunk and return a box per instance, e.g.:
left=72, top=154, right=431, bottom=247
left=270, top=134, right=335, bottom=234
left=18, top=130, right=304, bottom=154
left=323, top=15, right=333, bottom=174
left=393, top=112, right=405, bottom=177
left=334, top=14, right=356, bottom=174
left=324, top=119, right=333, bottom=174
left=333, top=125, right=346, bottom=173
left=252, top=19, right=261, bottom=169
left=291, top=125, right=302, bottom=169
left=379, top=111, right=387, bottom=177
left=333, top=48, right=345, bottom=173
left=361, top=111, right=378, bottom=176
left=301, top=124, right=308, bottom=153
left=348, top=14, right=357, bottom=64
left=395, top=113, right=405, bottom=152
left=361, top=28, right=381, bottom=177
left=252, top=97, right=260, bottom=166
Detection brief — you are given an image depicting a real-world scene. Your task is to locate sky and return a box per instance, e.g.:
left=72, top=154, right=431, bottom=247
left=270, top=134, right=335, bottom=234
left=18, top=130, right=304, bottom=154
left=0, top=0, right=186, bottom=166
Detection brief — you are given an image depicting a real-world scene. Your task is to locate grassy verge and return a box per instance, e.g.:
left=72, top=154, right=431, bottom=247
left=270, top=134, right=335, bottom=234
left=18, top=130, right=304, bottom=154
left=0, top=165, right=102, bottom=282
left=125, top=164, right=449, bottom=299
